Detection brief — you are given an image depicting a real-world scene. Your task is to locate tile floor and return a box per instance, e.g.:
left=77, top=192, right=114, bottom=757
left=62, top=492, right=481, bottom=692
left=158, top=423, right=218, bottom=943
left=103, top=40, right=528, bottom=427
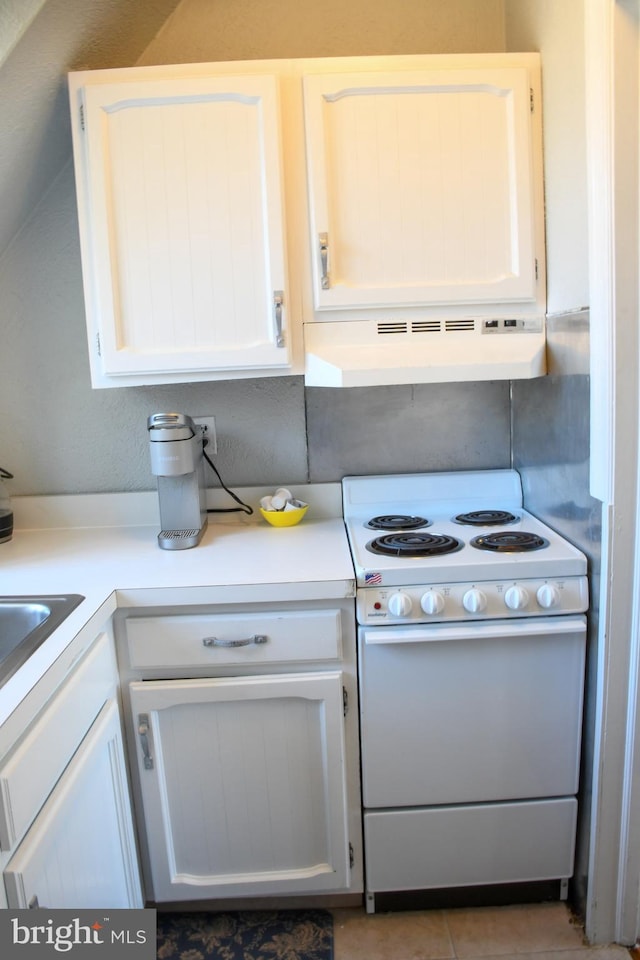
left=332, top=902, right=631, bottom=960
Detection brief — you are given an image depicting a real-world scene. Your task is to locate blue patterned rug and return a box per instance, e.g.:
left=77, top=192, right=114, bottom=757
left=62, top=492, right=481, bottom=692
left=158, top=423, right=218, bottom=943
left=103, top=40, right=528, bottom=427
left=156, top=909, right=333, bottom=960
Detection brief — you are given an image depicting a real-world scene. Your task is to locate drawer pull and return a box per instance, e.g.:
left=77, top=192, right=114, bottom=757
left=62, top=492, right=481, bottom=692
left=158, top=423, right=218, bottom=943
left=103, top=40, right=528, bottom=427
left=202, top=634, right=268, bottom=648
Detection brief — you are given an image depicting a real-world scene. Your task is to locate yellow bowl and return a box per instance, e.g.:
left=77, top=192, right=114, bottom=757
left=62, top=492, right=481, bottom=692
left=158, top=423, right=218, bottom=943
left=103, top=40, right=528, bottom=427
left=260, top=505, right=308, bottom=527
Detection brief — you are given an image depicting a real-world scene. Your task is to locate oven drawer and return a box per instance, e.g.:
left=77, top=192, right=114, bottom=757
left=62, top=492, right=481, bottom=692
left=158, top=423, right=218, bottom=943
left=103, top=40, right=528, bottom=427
left=364, top=797, right=577, bottom=893
left=124, top=609, right=343, bottom=668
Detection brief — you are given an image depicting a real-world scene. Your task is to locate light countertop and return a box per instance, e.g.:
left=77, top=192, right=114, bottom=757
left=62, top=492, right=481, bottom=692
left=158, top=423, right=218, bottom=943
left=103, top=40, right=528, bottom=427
left=0, top=484, right=355, bottom=724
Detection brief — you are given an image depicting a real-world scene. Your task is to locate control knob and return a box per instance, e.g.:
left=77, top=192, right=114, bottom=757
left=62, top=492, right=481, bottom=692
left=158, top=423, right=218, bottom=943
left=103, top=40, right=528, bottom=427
left=504, top=585, right=530, bottom=611
left=536, top=583, right=561, bottom=609
left=388, top=592, right=413, bottom=617
left=462, top=588, right=487, bottom=614
left=421, top=590, right=445, bottom=615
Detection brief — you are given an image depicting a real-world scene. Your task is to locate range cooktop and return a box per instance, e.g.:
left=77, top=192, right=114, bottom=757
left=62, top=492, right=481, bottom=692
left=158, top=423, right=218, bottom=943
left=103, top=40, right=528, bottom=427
left=342, top=470, right=589, bottom=623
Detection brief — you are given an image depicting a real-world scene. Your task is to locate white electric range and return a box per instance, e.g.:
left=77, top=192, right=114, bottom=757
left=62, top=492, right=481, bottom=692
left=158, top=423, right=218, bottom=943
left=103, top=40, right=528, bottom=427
left=342, top=470, right=589, bottom=913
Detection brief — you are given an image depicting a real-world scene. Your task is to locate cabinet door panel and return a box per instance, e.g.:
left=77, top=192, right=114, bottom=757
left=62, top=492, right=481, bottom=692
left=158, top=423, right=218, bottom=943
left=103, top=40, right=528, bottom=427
left=0, top=632, right=115, bottom=849
left=130, top=672, right=350, bottom=901
left=4, top=700, right=142, bottom=909
left=304, top=67, right=540, bottom=310
left=80, top=75, right=290, bottom=377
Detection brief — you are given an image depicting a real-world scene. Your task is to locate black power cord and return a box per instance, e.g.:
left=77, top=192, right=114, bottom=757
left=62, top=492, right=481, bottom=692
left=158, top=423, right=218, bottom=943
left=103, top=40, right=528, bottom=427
left=202, top=441, right=253, bottom=516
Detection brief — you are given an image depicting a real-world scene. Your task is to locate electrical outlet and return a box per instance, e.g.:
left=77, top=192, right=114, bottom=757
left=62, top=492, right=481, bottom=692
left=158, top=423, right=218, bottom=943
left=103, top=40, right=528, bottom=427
left=193, top=416, right=217, bottom=455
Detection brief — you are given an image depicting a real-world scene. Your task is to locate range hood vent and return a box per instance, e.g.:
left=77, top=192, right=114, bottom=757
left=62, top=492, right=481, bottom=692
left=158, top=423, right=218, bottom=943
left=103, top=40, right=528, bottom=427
left=376, top=319, right=479, bottom=335
left=304, top=318, right=547, bottom=388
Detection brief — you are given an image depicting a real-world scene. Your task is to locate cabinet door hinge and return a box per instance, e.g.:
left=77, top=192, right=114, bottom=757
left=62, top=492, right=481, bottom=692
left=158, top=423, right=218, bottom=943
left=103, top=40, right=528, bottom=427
left=79, top=102, right=85, bottom=131
left=530, top=88, right=534, bottom=113
left=343, top=686, right=349, bottom=717
left=95, top=332, right=101, bottom=357
left=349, top=842, right=354, bottom=869
left=535, top=258, right=539, bottom=280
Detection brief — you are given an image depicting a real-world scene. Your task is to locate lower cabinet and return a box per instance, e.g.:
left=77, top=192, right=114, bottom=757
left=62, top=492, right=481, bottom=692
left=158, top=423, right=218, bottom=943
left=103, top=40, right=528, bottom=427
left=4, top=698, right=142, bottom=909
left=0, top=628, right=143, bottom=910
left=129, top=671, right=351, bottom=902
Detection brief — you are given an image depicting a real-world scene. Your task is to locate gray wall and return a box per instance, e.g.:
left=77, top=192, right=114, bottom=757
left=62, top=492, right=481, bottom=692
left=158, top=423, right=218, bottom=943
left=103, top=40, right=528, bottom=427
left=0, top=0, right=183, bottom=264
left=513, top=312, right=600, bottom=917
left=505, top=1, right=597, bottom=922
left=306, top=383, right=510, bottom=480
left=0, top=0, right=600, bottom=922
left=0, top=0, right=512, bottom=497
left=0, top=158, right=512, bottom=496
left=0, top=0, right=588, bottom=499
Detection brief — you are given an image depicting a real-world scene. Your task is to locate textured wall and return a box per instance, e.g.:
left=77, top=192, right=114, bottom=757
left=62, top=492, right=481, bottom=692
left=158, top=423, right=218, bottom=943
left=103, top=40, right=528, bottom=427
left=0, top=0, right=183, bottom=259
left=506, top=1, right=594, bottom=922
left=306, top=383, right=510, bottom=480
left=0, top=0, right=590, bottom=499
left=0, top=0, right=513, bottom=496
left=505, top=0, right=588, bottom=315
left=140, top=0, right=506, bottom=63
left=512, top=309, right=599, bottom=920
left=0, top=165, right=310, bottom=495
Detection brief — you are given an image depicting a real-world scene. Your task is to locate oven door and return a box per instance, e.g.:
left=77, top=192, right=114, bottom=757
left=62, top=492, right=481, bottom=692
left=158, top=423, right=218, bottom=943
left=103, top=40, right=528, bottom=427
left=358, top=616, right=586, bottom=809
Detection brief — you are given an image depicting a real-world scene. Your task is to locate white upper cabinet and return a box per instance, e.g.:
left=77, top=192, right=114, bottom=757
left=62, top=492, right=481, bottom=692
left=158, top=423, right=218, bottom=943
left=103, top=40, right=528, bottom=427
left=70, top=71, right=293, bottom=388
left=69, top=54, right=546, bottom=389
left=302, top=60, right=543, bottom=314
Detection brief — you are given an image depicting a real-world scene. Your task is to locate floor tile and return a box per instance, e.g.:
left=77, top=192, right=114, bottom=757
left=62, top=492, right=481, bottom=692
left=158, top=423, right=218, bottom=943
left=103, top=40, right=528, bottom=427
left=444, top=903, right=586, bottom=956
left=461, top=951, right=630, bottom=960
left=332, top=907, right=455, bottom=960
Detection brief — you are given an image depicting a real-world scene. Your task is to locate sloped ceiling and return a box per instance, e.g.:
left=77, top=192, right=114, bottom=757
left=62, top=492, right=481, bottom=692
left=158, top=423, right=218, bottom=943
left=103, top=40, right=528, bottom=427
left=0, top=0, right=183, bottom=259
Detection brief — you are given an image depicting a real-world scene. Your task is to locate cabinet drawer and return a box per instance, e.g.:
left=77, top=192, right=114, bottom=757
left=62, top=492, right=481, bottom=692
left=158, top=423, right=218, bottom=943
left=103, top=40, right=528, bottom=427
left=125, top=610, right=343, bottom=669
left=0, top=632, right=116, bottom=850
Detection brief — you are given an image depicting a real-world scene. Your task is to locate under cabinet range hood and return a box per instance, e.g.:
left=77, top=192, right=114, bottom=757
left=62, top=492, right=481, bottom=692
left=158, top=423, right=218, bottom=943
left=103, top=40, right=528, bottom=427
left=303, top=317, right=547, bottom=388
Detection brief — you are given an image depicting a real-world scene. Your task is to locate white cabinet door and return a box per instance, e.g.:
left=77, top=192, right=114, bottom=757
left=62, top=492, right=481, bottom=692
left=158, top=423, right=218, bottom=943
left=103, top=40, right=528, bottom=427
left=4, top=699, right=142, bottom=909
left=303, top=63, right=543, bottom=312
left=0, top=630, right=116, bottom=850
left=72, top=73, right=291, bottom=386
left=129, top=671, right=351, bottom=902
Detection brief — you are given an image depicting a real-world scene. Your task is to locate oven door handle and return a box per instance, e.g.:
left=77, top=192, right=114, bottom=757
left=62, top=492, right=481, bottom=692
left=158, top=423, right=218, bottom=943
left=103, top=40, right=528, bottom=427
left=362, top=616, right=587, bottom=645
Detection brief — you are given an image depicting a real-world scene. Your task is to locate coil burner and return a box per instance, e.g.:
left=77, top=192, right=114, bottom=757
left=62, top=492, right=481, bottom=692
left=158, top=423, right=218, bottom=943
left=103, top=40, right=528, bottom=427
left=470, top=531, right=548, bottom=553
left=367, top=532, right=463, bottom=558
left=366, top=515, right=431, bottom=531
left=453, top=510, right=518, bottom=526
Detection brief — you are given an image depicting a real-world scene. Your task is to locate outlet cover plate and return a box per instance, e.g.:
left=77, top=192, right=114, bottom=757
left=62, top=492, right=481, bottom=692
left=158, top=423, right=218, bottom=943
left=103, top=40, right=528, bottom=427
left=193, top=416, right=217, bottom=455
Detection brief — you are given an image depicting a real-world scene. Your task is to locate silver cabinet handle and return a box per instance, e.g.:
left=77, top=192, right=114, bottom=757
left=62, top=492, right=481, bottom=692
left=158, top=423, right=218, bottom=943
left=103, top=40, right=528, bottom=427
left=202, top=634, right=268, bottom=648
left=319, top=232, right=330, bottom=289
left=273, top=290, right=285, bottom=347
left=137, top=713, right=154, bottom=770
